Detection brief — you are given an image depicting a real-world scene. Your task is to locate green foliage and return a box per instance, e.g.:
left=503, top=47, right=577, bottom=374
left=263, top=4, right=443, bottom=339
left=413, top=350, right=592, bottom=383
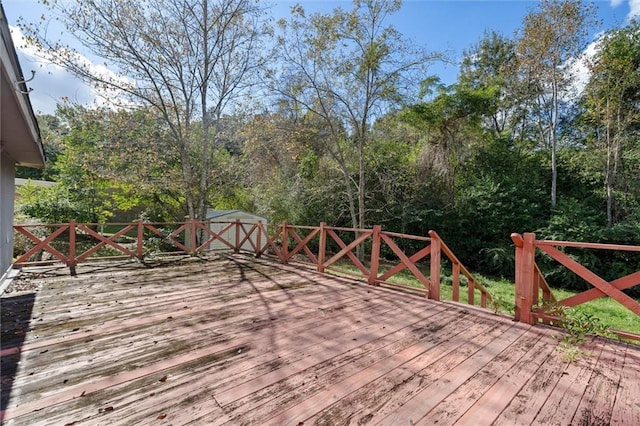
left=538, top=301, right=613, bottom=362
left=581, top=20, right=640, bottom=226
left=18, top=182, right=112, bottom=224
left=12, top=213, right=45, bottom=259
left=18, top=106, right=191, bottom=224
left=536, top=198, right=640, bottom=294
left=16, top=114, right=67, bottom=181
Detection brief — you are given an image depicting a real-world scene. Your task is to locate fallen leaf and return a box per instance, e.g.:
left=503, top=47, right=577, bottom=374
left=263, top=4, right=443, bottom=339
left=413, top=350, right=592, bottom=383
left=159, top=375, right=168, bottom=382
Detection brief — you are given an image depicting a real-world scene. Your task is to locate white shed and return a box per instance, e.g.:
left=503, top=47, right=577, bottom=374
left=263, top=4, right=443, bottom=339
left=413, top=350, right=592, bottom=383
left=206, top=209, right=268, bottom=252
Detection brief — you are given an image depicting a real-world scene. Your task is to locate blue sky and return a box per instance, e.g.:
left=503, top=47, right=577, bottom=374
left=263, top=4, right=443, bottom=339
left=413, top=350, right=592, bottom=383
left=3, top=0, right=638, bottom=114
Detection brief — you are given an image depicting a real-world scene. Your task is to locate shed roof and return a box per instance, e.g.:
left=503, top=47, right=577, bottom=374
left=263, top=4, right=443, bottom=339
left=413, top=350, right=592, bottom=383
left=206, top=209, right=267, bottom=221
left=15, top=178, right=56, bottom=188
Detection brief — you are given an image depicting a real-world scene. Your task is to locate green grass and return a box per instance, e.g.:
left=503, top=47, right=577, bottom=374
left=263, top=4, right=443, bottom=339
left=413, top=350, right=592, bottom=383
left=325, top=260, right=640, bottom=337
left=542, top=287, right=640, bottom=336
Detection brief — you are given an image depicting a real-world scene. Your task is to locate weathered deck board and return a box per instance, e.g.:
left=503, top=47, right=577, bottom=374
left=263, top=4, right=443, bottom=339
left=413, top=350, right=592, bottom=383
left=610, top=347, right=640, bottom=425
left=1, top=254, right=638, bottom=425
left=305, top=316, right=512, bottom=425
left=453, top=329, right=558, bottom=426
left=418, top=327, right=548, bottom=425
left=530, top=338, right=604, bottom=425
left=571, top=340, right=627, bottom=425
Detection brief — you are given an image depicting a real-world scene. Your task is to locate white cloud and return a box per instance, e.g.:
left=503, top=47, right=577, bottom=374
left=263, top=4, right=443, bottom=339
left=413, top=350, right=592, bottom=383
left=612, top=0, right=640, bottom=20
left=9, top=25, right=133, bottom=114
left=630, top=0, right=640, bottom=19
left=566, top=37, right=602, bottom=98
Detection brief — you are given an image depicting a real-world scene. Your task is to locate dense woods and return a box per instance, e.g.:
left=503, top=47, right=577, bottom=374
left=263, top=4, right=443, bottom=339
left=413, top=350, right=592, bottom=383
left=16, top=0, right=640, bottom=286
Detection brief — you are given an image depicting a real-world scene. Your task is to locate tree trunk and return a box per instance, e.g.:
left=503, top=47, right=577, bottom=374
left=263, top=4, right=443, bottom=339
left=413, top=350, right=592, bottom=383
left=605, top=136, right=613, bottom=227
left=605, top=98, right=613, bottom=227
left=550, top=75, right=559, bottom=207
left=357, top=135, right=366, bottom=261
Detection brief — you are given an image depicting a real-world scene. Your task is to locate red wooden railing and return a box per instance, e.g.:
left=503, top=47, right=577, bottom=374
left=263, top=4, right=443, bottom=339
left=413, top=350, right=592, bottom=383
left=13, top=219, right=268, bottom=275
left=259, top=223, right=492, bottom=306
left=512, top=232, right=640, bottom=341
left=13, top=220, right=492, bottom=309
left=16, top=222, right=639, bottom=336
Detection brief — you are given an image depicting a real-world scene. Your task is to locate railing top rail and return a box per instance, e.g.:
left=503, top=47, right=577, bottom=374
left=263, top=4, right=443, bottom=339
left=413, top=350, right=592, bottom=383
left=15, top=220, right=266, bottom=227
left=429, top=230, right=493, bottom=300
left=430, top=231, right=473, bottom=280
left=285, top=225, right=320, bottom=230
left=324, top=225, right=371, bottom=233
left=381, top=230, right=431, bottom=242
left=289, top=225, right=433, bottom=243
left=511, top=233, right=524, bottom=248
left=536, top=239, right=640, bottom=252
left=14, top=223, right=70, bottom=228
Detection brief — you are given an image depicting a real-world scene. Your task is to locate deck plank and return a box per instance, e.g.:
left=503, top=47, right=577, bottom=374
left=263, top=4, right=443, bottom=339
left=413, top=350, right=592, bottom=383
left=1, top=254, right=638, bottom=425
left=5, top=293, right=394, bottom=421
left=453, top=329, right=559, bottom=426
left=296, top=312, right=502, bottom=425
left=572, top=339, right=627, bottom=426
left=375, top=322, right=527, bottom=425
left=420, top=326, right=549, bottom=425
left=233, top=309, right=471, bottom=425
left=530, top=338, right=605, bottom=425
left=610, top=345, right=640, bottom=425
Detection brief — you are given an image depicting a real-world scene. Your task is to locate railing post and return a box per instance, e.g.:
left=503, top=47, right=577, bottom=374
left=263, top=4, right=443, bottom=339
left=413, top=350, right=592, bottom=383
left=317, top=222, right=326, bottom=273
left=368, top=225, right=381, bottom=286
left=515, top=232, right=536, bottom=325
left=235, top=219, right=241, bottom=253
left=256, top=220, right=263, bottom=258
left=512, top=233, right=523, bottom=321
left=190, top=219, right=197, bottom=255
left=429, top=232, right=441, bottom=301
left=281, top=221, right=289, bottom=264
left=137, top=219, right=144, bottom=260
left=68, top=220, right=77, bottom=276
left=452, top=262, right=460, bottom=302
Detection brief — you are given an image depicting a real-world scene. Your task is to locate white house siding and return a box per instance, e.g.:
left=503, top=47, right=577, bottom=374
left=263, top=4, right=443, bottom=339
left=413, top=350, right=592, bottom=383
left=0, top=153, right=15, bottom=280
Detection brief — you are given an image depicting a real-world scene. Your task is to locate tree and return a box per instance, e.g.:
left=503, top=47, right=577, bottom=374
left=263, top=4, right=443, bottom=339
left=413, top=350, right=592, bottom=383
left=239, top=109, right=321, bottom=223
left=582, top=20, right=640, bottom=226
left=459, top=30, right=520, bottom=138
left=16, top=114, right=67, bottom=181
left=272, top=0, right=437, bottom=231
left=22, top=0, right=267, bottom=222
left=18, top=105, right=187, bottom=223
left=516, top=0, right=596, bottom=206
left=399, top=78, right=496, bottom=203
left=365, top=115, right=426, bottom=233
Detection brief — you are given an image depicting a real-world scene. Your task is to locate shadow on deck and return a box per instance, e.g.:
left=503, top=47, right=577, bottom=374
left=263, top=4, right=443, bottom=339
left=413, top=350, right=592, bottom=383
left=1, top=254, right=638, bottom=425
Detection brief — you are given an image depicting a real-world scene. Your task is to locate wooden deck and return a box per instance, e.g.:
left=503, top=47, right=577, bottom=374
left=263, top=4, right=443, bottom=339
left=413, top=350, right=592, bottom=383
left=1, top=255, right=638, bottom=425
